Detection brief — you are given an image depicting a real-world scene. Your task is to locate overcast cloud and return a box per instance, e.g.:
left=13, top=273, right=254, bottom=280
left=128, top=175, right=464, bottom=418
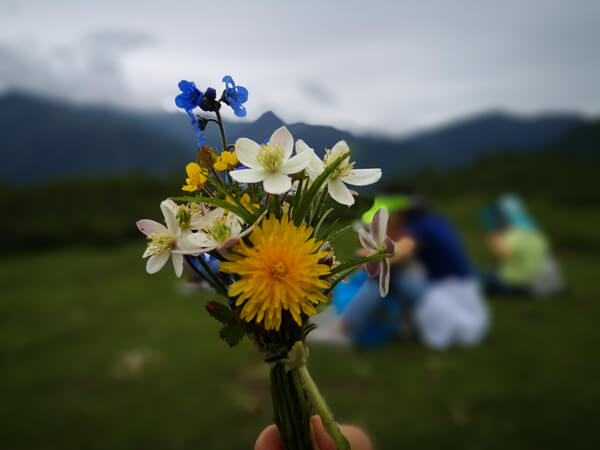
left=0, top=0, right=598, bottom=135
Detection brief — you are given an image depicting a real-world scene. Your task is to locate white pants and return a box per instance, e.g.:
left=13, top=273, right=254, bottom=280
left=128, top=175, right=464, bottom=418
left=415, top=278, right=490, bottom=350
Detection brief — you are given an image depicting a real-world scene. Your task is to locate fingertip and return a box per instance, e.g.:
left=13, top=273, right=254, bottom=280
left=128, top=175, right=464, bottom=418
left=339, top=424, right=373, bottom=450
left=310, top=415, right=373, bottom=450
left=254, top=424, right=284, bottom=450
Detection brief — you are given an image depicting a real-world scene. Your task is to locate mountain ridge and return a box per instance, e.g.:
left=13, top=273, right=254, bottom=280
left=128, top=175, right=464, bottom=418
left=0, top=91, right=591, bottom=185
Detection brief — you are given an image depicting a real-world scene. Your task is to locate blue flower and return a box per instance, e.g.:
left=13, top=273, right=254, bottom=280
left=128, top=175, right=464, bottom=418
left=200, top=87, right=221, bottom=112
left=222, top=75, right=248, bottom=117
left=191, top=116, right=207, bottom=147
left=175, top=80, right=203, bottom=111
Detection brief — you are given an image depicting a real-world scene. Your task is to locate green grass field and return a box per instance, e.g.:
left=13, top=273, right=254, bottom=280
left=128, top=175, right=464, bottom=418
left=1, top=196, right=599, bottom=450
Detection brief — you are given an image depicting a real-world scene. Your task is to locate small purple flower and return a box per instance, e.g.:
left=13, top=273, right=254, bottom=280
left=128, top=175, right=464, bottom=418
left=358, top=208, right=395, bottom=297
left=222, top=75, right=248, bottom=117
left=175, top=80, right=203, bottom=111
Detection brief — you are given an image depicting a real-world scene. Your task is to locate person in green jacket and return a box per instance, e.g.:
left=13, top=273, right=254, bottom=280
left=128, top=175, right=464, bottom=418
left=479, top=194, right=564, bottom=297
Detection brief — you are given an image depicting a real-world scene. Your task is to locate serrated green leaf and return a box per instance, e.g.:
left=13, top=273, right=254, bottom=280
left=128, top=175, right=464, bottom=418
left=205, top=301, right=233, bottom=324
left=219, top=323, right=245, bottom=347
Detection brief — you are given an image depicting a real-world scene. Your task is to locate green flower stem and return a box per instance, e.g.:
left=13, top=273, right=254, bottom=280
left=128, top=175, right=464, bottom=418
left=293, top=343, right=350, bottom=450
left=270, top=362, right=313, bottom=450
left=325, top=265, right=364, bottom=295
left=183, top=256, right=223, bottom=293
left=194, top=254, right=228, bottom=296
left=270, top=365, right=296, bottom=450
left=209, top=167, right=226, bottom=187
left=214, top=109, right=229, bottom=153
left=329, top=251, right=393, bottom=276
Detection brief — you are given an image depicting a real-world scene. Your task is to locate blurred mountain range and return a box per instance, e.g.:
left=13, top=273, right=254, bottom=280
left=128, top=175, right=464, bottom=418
left=0, top=91, right=595, bottom=185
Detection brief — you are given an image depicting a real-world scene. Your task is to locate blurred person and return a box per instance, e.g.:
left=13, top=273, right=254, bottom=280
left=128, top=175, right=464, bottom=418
left=478, top=194, right=565, bottom=298
left=312, top=189, right=490, bottom=350
left=255, top=416, right=372, bottom=450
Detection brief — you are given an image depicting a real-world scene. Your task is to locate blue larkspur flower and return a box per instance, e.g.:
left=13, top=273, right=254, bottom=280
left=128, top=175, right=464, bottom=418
left=200, top=87, right=221, bottom=112
left=222, top=75, right=248, bottom=117
left=191, top=116, right=207, bottom=147
left=175, top=80, right=203, bottom=111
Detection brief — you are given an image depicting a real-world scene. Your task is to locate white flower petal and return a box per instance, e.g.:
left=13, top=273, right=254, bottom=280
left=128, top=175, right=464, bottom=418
left=146, top=252, right=170, bottom=274
left=307, top=153, right=325, bottom=180
left=263, top=172, right=292, bottom=194
left=218, top=237, right=240, bottom=251
left=327, top=179, right=354, bottom=206
left=160, top=199, right=178, bottom=233
left=371, top=207, right=389, bottom=244
left=279, top=150, right=312, bottom=174
left=269, top=126, right=293, bottom=161
left=296, top=141, right=325, bottom=180
left=330, top=140, right=350, bottom=158
left=358, top=228, right=378, bottom=251
left=172, top=253, right=184, bottom=278
left=342, top=168, right=382, bottom=186
left=136, top=219, right=166, bottom=236
left=379, top=259, right=390, bottom=297
left=295, top=139, right=312, bottom=154
left=230, top=167, right=268, bottom=183
left=235, top=138, right=261, bottom=169
left=174, top=229, right=209, bottom=255
left=179, top=230, right=211, bottom=251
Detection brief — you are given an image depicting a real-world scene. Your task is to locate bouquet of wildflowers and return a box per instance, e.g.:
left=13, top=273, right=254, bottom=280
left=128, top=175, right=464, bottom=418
left=137, top=75, right=395, bottom=450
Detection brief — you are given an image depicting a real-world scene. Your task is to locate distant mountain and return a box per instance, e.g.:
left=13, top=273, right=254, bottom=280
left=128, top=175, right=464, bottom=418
left=0, top=91, right=591, bottom=185
left=0, top=92, right=194, bottom=185
left=350, top=111, right=584, bottom=178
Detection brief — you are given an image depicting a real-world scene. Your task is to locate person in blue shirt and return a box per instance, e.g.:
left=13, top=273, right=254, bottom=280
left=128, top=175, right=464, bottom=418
left=335, top=189, right=490, bottom=350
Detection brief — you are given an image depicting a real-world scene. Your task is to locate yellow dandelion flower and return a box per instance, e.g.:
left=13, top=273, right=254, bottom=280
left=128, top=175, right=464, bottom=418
left=182, top=162, right=208, bottom=192
left=214, top=150, right=239, bottom=171
left=220, top=215, right=331, bottom=331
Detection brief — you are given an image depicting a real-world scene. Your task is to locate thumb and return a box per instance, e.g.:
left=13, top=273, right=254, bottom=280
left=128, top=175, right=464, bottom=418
left=310, top=416, right=373, bottom=450
left=254, top=417, right=373, bottom=450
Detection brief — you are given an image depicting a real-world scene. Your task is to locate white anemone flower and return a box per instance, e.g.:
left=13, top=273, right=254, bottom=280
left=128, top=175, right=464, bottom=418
left=358, top=208, right=415, bottom=297
left=295, top=139, right=324, bottom=181
left=180, top=208, right=255, bottom=253
left=137, top=199, right=200, bottom=277
left=296, top=139, right=381, bottom=206
left=358, top=208, right=395, bottom=297
left=230, top=126, right=312, bottom=194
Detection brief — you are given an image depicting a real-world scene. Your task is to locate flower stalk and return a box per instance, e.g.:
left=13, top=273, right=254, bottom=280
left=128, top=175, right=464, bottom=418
left=289, top=341, right=350, bottom=450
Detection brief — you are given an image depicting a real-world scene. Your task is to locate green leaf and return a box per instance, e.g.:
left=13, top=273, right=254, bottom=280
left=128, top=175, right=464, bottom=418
left=329, top=251, right=393, bottom=276
left=219, top=323, right=245, bottom=347
left=293, top=152, right=349, bottom=224
left=325, top=223, right=354, bottom=243
left=314, top=208, right=334, bottom=239
left=205, top=301, right=233, bottom=324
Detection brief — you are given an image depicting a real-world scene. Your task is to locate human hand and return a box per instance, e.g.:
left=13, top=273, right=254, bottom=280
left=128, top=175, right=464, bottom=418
left=255, top=415, right=373, bottom=450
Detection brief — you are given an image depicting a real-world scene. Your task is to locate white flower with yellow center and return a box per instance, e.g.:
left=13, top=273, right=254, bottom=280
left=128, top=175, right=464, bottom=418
left=296, top=140, right=381, bottom=206
left=230, top=126, right=312, bottom=194
left=181, top=208, right=254, bottom=253
left=137, top=199, right=202, bottom=277
left=175, top=202, right=209, bottom=230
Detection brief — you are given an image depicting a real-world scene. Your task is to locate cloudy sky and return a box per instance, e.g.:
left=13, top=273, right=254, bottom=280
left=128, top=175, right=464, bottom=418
left=1, top=0, right=598, bottom=135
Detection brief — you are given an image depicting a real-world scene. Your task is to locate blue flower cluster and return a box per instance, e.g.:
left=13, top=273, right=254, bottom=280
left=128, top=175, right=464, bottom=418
left=174, top=75, right=248, bottom=148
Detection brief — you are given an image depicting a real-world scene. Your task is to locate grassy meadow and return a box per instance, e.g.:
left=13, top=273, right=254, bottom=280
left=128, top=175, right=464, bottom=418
left=1, top=186, right=599, bottom=449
